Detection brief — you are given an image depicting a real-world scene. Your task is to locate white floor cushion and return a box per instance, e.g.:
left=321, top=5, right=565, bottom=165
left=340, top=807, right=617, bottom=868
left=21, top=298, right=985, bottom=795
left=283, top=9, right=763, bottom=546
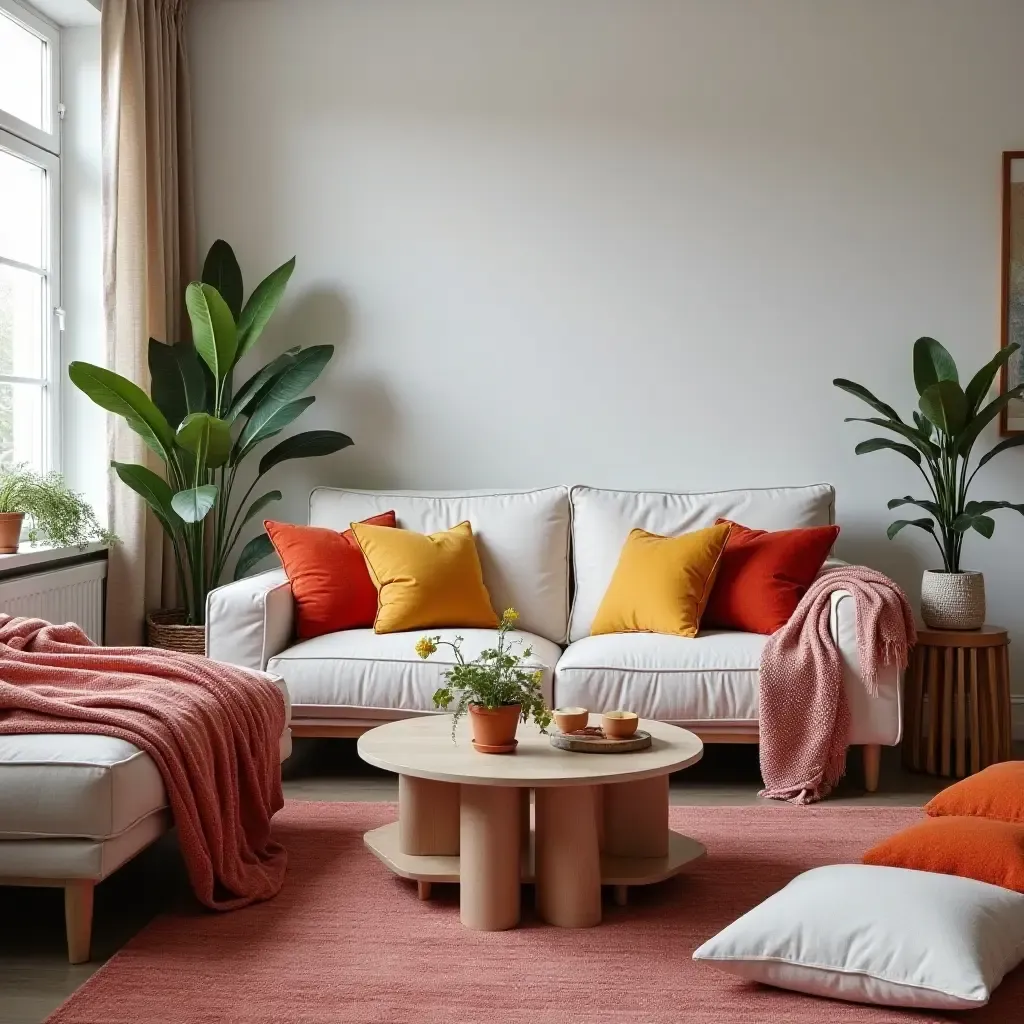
left=271, top=628, right=560, bottom=714
left=693, top=863, right=1024, bottom=1010
left=554, top=631, right=764, bottom=722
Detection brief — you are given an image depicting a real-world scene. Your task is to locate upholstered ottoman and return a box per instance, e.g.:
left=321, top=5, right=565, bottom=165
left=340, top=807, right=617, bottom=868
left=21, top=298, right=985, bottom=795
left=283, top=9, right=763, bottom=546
left=0, top=673, right=291, bottom=963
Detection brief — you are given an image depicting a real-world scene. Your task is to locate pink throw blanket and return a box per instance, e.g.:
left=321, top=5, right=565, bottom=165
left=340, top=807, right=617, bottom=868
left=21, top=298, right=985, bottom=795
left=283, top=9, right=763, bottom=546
left=759, top=566, right=916, bottom=804
left=0, top=615, right=287, bottom=909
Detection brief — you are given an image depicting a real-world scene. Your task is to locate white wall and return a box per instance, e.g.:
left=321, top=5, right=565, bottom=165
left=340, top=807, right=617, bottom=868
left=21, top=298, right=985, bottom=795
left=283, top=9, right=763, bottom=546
left=61, top=25, right=106, bottom=519
left=190, top=0, right=1024, bottom=690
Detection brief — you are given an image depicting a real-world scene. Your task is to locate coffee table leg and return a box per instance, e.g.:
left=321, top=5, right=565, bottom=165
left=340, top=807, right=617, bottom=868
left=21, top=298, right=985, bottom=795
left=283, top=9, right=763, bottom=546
left=535, top=784, right=602, bottom=927
left=602, top=775, right=669, bottom=857
left=399, top=775, right=460, bottom=856
left=460, top=785, right=521, bottom=930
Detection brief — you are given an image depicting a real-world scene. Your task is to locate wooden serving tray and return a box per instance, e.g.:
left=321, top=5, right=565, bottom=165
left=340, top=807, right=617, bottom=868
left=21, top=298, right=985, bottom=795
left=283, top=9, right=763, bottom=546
left=549, top=729, right=652, bottom=753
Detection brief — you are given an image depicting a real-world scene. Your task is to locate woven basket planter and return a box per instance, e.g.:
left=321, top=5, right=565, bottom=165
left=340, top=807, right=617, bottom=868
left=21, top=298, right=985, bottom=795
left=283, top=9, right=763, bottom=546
left=146, top=609, right=207, bottom=655
left=920, top=570, right=986, bottom=631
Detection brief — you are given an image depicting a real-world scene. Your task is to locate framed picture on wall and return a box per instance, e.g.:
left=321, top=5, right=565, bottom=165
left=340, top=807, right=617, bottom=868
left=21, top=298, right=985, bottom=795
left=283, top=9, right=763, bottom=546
left=1000, top=151, right=1024, bottom=434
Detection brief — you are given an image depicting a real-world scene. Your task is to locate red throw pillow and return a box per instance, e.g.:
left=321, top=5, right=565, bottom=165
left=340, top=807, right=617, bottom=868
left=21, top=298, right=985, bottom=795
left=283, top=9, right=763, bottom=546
left=925, top=761, right=1024, bottom=824
left=862, top=815, right=1024, bottom=893
left=702, top=520, right=840, bottom=634
left=265, top=512, right=396, bottom=639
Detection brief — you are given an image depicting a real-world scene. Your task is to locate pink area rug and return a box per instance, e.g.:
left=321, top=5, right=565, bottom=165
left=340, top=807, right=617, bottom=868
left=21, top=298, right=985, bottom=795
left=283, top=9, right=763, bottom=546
left=48, top=802, right=1024, bottom=1023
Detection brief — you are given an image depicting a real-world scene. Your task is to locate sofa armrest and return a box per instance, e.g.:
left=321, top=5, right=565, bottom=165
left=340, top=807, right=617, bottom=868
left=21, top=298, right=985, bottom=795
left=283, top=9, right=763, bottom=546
left=829, top=589, right=903, bottom=746
left=206, top=569, right=294, bottom=672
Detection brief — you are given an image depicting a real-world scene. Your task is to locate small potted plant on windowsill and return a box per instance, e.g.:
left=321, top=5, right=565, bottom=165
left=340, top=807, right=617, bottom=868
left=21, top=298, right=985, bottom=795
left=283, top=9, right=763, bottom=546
left=417, top=608, right=552, bottom=753
left=835, top=337, right=1024, bottom=630
left=0, top=464, right=115, bottom=554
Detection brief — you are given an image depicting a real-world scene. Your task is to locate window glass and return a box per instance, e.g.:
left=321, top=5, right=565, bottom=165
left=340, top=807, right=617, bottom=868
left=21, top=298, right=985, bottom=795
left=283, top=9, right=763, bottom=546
left=0, top=10, right=44, bottom=131
left=0, top=263, right=44, bottom=378
left=0, top=381, right=43, bottom=468
left=0, top=147, right=44, bottom=267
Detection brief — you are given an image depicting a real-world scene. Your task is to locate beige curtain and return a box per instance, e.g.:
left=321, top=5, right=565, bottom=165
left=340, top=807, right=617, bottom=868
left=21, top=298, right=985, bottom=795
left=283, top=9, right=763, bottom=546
left=102, top=0, right=195, bottom=644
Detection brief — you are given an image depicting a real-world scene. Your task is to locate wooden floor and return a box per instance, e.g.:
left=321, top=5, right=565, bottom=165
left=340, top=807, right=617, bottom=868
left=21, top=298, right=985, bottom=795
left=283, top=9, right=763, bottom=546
left=0, top=738, right=1007, bottom=1024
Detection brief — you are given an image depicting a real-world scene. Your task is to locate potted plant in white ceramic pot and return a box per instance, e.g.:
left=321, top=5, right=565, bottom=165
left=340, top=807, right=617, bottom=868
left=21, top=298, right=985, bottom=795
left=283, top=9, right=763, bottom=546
left=417, top=608, right=552, bottom=753
left=835, top=337, right=1024, bottom=629
left=0, top=465, right=114, bottom=554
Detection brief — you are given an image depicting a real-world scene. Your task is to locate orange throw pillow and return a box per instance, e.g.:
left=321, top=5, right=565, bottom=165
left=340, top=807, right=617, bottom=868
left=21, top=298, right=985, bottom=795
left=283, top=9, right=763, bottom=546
left=863, top=815, right=1024, bottom=893
left=702, top=521, right=840, bottom=634
left=265, top=512, right=396, bottom=639
left=925, top=761, right=1024, bottom=824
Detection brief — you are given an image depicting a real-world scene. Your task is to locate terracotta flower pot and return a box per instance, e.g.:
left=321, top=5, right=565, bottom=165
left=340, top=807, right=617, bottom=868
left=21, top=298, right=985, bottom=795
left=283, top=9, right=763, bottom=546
left=469, top=703, right=521, bottom=753
left=0, top=512, right=25, bottom=554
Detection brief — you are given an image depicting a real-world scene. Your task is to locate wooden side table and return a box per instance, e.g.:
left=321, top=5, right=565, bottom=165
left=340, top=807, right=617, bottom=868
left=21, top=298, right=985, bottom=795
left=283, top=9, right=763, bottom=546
left=903, top=626, right=1012, bottom=778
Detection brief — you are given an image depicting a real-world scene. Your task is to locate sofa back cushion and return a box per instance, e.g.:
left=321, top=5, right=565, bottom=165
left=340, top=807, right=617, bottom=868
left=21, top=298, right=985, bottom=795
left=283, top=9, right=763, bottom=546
left=309, top=487, right=571, bottom=643
left=568, top=484, right=836, bottom=641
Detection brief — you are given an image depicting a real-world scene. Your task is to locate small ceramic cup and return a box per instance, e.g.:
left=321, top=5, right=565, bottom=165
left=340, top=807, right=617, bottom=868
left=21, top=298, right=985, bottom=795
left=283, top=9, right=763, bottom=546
left=554, top=706, right=589, bottom=733
left=601, top=710, right=639, bottom=739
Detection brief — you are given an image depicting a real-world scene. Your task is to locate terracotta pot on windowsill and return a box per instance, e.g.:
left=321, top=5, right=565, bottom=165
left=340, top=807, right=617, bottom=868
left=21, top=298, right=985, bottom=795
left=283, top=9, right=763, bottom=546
left=0, top=512, right=25, bottom=554
left=468, top=703, right=521, bottom=754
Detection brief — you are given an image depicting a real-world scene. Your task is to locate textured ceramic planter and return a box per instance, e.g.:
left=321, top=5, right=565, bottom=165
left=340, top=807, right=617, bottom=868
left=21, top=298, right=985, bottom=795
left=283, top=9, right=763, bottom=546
left=920, top=570, right=985, bottom=630
left=468, top=703, right=521, bottom=753
left=0, top=512, right=25, bottom=554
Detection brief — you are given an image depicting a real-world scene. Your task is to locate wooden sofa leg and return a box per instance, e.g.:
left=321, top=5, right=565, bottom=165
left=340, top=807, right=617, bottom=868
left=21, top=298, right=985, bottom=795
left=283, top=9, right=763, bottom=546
left=862, top=744, right=881, bottom=793
left=65, top=880, right=94, bottom=964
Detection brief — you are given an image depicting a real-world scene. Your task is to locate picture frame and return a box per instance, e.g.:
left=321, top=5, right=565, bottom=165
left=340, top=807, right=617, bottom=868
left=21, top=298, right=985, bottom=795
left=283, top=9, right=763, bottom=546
left=1000, top=151, right=1024, bottom=434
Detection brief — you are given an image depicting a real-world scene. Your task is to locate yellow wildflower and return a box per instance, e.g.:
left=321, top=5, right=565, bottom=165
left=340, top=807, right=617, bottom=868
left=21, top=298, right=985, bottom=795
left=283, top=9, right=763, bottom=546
left=502, top=607, right=519, bottom=624
left=415, top=636, right=437, bottom=659
left=532, top=670, right=543, bottom=684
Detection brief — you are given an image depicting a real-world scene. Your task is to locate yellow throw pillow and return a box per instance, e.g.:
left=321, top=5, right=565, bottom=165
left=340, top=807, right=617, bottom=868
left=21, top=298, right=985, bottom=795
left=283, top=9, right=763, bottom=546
left=591, top=523, right=732, bottom=638
left=349, top=519, right=498, bottom=634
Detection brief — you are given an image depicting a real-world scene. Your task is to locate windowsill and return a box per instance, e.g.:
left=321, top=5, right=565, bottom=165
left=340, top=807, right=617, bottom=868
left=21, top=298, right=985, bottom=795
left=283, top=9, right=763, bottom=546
left=0, top=540, right=108, bottom=578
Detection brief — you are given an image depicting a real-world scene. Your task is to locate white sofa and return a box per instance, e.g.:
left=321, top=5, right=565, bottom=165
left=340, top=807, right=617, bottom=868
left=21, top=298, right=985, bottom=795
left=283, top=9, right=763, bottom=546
left=0, top=674, right=291, bottom=964
left=207, top=484, right=901, bottom=790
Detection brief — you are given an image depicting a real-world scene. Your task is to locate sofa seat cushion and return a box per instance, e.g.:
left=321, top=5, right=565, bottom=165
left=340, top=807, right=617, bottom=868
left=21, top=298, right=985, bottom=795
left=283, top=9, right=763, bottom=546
left=0, top=672, right=292, bottom=842
left=271, top=628, right=560, bottom=714
left=0, top=733, right=167, bottom=841
left=554, top=630, right=766, bottom=722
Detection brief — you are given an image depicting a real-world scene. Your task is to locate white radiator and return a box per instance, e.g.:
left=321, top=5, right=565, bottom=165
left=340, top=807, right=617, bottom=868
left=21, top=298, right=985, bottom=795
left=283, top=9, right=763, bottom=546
left=0, top=560, right=107, bottom=643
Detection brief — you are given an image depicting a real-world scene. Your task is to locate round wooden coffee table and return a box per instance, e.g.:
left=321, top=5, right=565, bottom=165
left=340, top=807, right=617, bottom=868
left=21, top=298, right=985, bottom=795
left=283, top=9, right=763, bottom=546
left=357, top=715, right=704, bottom=931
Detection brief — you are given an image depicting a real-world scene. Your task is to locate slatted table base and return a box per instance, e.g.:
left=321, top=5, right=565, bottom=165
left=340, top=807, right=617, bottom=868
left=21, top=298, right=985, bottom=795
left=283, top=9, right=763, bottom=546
left=903, top=626, right=1012, bottom=778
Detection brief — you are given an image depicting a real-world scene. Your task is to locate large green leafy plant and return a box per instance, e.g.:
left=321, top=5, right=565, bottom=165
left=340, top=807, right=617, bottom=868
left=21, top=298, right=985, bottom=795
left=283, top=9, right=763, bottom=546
left=835, top=337, right=1024, bottom=572
left=69, top=240, right=352, bottom=624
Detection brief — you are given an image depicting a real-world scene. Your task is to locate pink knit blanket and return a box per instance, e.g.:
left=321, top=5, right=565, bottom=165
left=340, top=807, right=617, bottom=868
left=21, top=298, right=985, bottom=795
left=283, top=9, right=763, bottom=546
left=0, top=615, right=287, bottom=909
left=758, top=566, right=916, bottom=804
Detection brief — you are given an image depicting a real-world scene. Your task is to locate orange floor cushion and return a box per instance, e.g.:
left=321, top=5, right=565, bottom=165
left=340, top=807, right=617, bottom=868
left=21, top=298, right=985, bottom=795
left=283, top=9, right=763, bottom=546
left=925, top=760, right=1024, bottom=824
left=863, top=815, right=1024, bottom=893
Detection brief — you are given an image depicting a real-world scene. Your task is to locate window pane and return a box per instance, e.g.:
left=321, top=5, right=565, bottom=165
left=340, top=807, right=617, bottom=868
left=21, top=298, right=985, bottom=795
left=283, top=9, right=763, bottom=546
left=0, top=11, right=45, bottom=130
left=0, top=381, right=43, bottom=470
left=0, top=147, right=44, bottom=267
left=0, top=263, right=44, bottom=378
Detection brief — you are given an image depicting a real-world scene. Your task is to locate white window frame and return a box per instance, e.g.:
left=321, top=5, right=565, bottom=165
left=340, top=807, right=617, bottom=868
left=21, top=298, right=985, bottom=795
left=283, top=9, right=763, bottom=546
left=0, top=0, right=62, bottom=476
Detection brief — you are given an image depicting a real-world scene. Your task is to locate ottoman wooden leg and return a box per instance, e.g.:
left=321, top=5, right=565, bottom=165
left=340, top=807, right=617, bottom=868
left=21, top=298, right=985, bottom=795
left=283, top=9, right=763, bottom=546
left=535, top=785, right=602, bottom=927
left=863, top=745, right=881, bottom=793
left=65, top=880, right=94, bottom=964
